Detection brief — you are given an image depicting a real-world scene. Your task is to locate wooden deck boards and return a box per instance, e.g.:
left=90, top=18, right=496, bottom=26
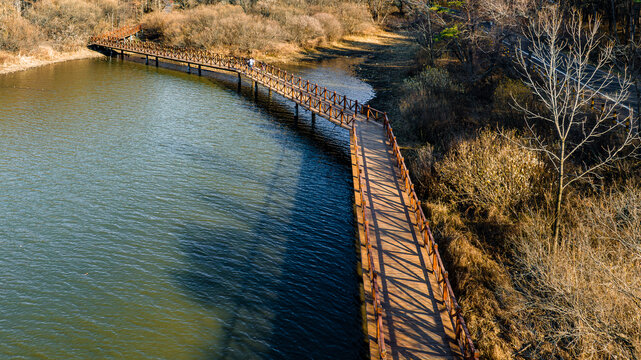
left=354, top=121, right=459, bottom=360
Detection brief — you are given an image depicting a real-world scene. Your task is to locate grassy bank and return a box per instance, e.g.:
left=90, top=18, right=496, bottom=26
left=0, top=47, right=102, bottom=74
left=1, top=0, right=378, bottom=73
left=139, top=2, right=376, bottom=62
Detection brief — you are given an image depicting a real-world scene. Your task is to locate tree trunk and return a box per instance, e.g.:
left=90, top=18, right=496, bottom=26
left=553, top=173, right=563, bottom=245
left=610, top=0, right=618, bottom=40
left=630, top=2, right=641, bottom=41
left=553, top=146, right=565, bottom=245
left=426, top=2, right=434, bottom=63
left=632, top=4, right=636, bottom=43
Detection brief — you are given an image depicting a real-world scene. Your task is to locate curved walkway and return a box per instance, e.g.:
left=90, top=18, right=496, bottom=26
left=89, top=28, right=477, bottom=359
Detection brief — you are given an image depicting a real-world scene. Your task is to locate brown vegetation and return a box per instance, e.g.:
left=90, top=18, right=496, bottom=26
left=1, top=0, right=378, bottom=69
left=435, top=130, right=544, bottom=219
left=140, top=2, right=374, bottom=57
left=512, top=188, right=641, bottom=359
left=380, top=3, right=641, bottom=359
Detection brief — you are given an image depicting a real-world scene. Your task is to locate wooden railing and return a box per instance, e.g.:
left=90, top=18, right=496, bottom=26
left=89, top=25, right=479, bottom=359
left=88, top=34, right=372, bottom=128
left=91, top=24, right=142, bottom=41
left=351, top=125, right=387, bottom=360
left=382, top=114, right=480, bottom=360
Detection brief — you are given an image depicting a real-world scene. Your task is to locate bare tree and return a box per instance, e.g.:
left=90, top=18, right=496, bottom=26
left=513, top=5, right=641, bottom=243
left=404, top=0, right=441, bottom=62
left=367, top=0, right=395, bottom=24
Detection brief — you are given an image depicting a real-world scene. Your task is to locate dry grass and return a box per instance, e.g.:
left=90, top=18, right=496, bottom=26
left=513, top=188, right=641, bottom=359
left=141, top=2, right=374, bottom=57
left=0, top=46, right=102, bottom=74
left=0, top=11, right=42, bottom=52
left=425, top=201, right=524, bottom=359
left=26, top=0, right=104, bottom=48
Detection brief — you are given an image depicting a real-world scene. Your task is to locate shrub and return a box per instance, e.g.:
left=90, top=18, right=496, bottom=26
left=513, top=188, right=641, bottom=359
left=492, top=78, right=532, bottom=127
left=0, top=14, right=42, bottom=52
left=27, top=0, right=102, bottom=46
left=142, top=5, right=286, bottom=54
left=282, top=14, right=324, bottom=45
left=435, top=129, right=544, bottom=218
left=398, top=66, right=464, bottom=143
left=312, top=12, right=343, bottom=41
left=331, top=2, right=373, bottom=34
left=141, top=12, right=171, bottom=42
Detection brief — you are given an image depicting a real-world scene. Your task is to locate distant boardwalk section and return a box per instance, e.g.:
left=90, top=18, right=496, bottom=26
left=89, top=26, right=479, bottom=360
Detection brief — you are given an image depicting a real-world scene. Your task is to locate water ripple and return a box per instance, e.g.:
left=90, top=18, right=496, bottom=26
left=0, top=57, right=372, bottom=359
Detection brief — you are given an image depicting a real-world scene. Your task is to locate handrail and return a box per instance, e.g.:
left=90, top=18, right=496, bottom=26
left=89, top=25, right=479, bottom=359
left=89, top=36, right=356, bottom=128
left=382, top=115, right=480, bottom=360
left=90, top=24, right=141, bottom=42
left=88, top=26, right=387, bottom=123
left=351, top=124, right=387, bottom=359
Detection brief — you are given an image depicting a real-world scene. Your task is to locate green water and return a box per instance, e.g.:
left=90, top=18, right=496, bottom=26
left=0, top=56, right=374, bottom=359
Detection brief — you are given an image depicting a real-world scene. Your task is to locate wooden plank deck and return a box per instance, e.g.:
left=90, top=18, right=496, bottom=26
left=354, top=121, right=459, bottom=360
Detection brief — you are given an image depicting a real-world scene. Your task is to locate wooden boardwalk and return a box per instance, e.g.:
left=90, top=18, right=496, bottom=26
left=89, top=27, right=478, bottom=360
left=354, top=121, right=458, bottom=359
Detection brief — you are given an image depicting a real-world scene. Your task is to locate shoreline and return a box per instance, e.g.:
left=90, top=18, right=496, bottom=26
left=299, top=28, right=420, bottom=118
left=0, top=48, right=103, bottom=76
left=0, top=28, right=415, bottom=82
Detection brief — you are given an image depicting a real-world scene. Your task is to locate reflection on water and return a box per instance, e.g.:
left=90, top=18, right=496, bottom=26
left=0, top=56, right=373, bottom=359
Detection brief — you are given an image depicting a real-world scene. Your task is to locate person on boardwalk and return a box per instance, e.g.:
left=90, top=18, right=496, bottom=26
left=248, top=58, right=255, bottom=69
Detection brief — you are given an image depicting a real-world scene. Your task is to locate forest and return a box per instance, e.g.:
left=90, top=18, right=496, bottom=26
left=1, top=0, right=640, bottom=359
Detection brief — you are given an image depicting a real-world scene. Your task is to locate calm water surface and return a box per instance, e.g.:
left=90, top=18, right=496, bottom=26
left=0, top=56, right=374, bottom=359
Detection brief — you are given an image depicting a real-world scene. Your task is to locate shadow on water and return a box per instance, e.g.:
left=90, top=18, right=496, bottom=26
left=174, top=141, right=365, bottom=359
left=163, top=62, right=367, bottom=358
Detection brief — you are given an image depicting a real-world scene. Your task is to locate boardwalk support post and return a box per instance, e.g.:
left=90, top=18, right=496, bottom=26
left=145, top=55, right=148, bottom=65
left=295, top=104, right=299, bottom=119
left=187, top=62, right=191, bottom=74
left=198, top=65, right=202, bottom=76
left=312, top=112, right=316, bottom=123
left=155, top=56, right=158, bottom=67
left=237, top=73, right=241, bottom=91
